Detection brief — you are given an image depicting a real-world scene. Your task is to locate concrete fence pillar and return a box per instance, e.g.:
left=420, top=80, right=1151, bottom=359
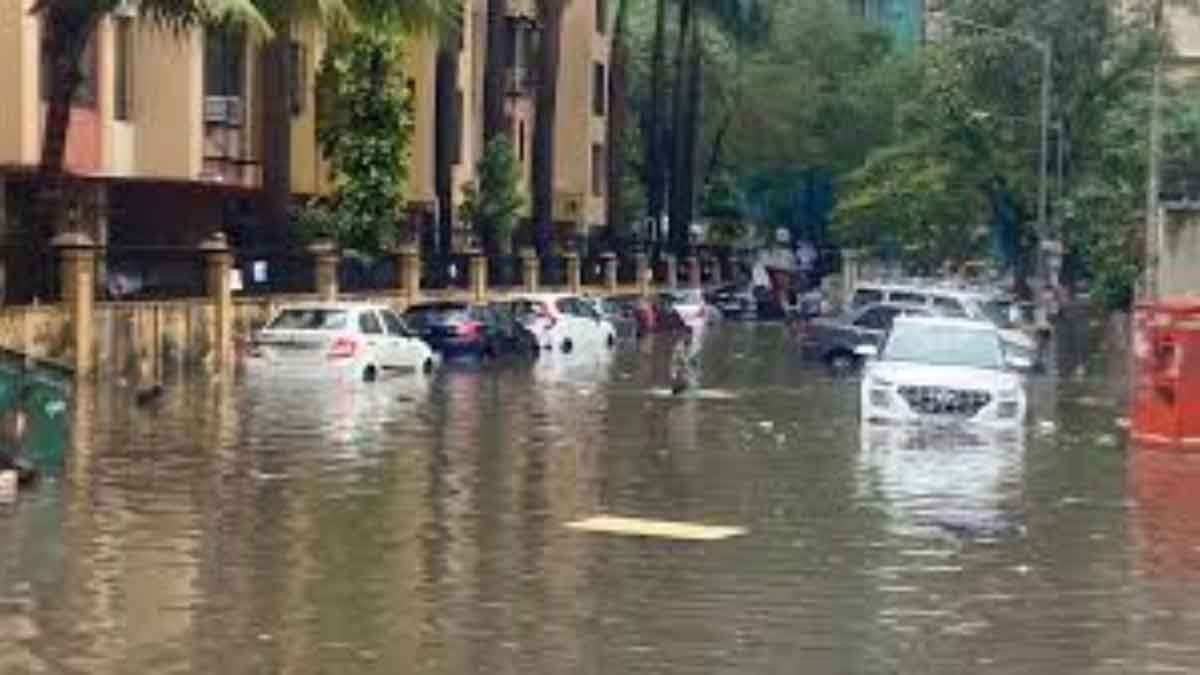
left=710, top=256, right=724, bottom=286
left=200, top=232, right=234, bottom=373
left=309, top=237, right=339, bottom=301
left=397, top=245, right=420, bottom=304
left=564, top=252, right=581, bottom=294
left=520, top=247, right=539, bottom=293
left=685, top=255, right=701, bottom=288
left=602, top=252, right=618, bottom=293
left=52, top=232, right=97, bottom=379
left=841, top=248, right=862, bottom=310
left=469, top=251, right=488, bottom=302
left=635, top=252, right=650, bottom=296
left=664, top=255, right=678, bottom=290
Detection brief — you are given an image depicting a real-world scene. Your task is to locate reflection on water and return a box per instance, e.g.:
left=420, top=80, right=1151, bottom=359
left=2, top=322, right=1200, bottom=673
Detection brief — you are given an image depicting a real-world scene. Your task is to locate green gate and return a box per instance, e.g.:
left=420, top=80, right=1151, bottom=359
left=0, top=349, right=71, bottom=476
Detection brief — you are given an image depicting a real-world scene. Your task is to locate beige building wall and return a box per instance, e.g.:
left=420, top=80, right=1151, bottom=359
left=0, top=0, right=41, bottom=166
left=555, top=0, right=610, bottom=230
left=134, top=26, right=204, bottom=180
left=289, top=23, right=329, bottom=196
left=408, top=36, right=439, bottom=206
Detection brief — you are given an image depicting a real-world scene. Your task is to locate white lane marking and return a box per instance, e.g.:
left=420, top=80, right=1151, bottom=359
left=565, top=515, right=747, bottom=541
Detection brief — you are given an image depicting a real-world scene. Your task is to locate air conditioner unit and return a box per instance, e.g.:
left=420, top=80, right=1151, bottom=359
left=203, top=96, right=244, bottom=127
left=113, top=0, right=137, bottom=17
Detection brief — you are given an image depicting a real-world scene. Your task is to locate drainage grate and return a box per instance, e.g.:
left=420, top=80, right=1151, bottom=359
left=897, top=386, right=992, bottom=418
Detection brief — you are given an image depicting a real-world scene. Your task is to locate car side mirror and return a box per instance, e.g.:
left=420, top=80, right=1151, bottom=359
left=854, top=344, right=879, bottom=359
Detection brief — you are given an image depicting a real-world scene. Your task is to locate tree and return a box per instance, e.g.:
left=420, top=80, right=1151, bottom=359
left=460, top=137, right=525, bottom=256
left=531, top=0, right=570, bottom=255
left=605, top=0, right=634, bottom=236
left=312, top=27, right=416, bottom=254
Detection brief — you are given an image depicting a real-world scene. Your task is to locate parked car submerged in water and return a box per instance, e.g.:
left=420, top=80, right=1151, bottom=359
left=859, top=316, right=1029, bottom=429
left=403, top=301, right=539, bottom=358
left=246, top=303, right=437, bottom=382
left=509, top=293, right=618, bottom=353
left=800, top=302, right=935, bottom=372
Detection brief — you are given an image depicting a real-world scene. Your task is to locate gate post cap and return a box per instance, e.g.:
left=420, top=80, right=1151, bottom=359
left=307, top=237, right=339, bottom=256
left=198, top=231, right=230, bottom=253
left=50, top=231, right=96, bottom=250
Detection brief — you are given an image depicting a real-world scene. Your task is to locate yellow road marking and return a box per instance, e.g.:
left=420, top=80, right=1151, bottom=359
left=565, top=515, right=747, bottom=541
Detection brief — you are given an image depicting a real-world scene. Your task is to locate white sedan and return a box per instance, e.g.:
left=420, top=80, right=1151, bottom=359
left=859, top=316, right=1029, bottom=429
left=245, top=302, right=436, bottom=382
left=509, top=293, right=617, bottom=353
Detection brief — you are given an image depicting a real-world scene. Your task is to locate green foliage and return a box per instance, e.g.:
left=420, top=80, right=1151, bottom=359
left=460, top=137, right=525, bottom=254
left=315, top=29, right=415, bottom=253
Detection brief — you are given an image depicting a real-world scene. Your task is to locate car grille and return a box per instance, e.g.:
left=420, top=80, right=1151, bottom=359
left=897, top=386, right=992, bottom=418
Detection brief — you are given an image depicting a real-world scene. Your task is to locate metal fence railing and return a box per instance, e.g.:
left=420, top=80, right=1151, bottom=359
left=488, top=255, right=522, bottom=289
left=1, top=245, right=59, bottom=305
left=540, top=257, right=566, bottom=288
left=581, top=256, right=606, bottom=286
left=233, top=250, right=315, bottom=296
left=422, top=255, right=471, bottom=291
left=104, top=246, right=206, bottom=300
left=339, top=254, right=396, bottom=293
left=618, top=256, right=638, bottom=284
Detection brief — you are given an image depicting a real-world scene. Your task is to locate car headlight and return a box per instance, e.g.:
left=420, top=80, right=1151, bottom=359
left=996, top=401, right=1020, bottom=419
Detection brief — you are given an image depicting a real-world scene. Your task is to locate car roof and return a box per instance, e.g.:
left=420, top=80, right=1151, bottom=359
left=405, top=301, right=471, bottom=310
left=891, top=315, right=998, bottom=331
left=275, top=302, right=387, bottom=312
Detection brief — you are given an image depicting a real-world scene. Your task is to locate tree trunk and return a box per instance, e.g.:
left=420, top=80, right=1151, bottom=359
left=606, top=0, right=630, bottom=240
left=260, top=29, right=294, bottom=245
left=645, top=0, right=668, bottom=240
left=1143, top=0, right=1165, bottom=301
left=532, top=3, right=564, bottom=257
left=668, top=0, right=694, bottom=255
left=435, top=41, right=460, bottom=262
left=679, top=18, right=702, bottom=248
left=483, top=0, right=512, bottom=144
left=704, top=108, right=734, bottom=187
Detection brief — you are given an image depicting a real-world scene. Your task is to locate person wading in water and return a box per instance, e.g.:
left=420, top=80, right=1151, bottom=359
left=670, top=330, right=700, bottom=395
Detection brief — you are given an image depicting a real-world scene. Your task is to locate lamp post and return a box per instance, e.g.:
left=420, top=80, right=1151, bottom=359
left=939, top=13, right=1054, bottom=325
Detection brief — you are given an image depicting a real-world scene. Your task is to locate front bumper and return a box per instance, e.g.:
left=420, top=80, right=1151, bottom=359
left=861, top=384, right=1025, bottom=429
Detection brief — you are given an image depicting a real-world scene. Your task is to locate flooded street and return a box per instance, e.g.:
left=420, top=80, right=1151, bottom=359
left=3, top=320, right=1200, bottom=674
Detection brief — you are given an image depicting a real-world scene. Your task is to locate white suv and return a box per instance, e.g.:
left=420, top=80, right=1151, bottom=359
left=859, top=316, right=1029, bottom=428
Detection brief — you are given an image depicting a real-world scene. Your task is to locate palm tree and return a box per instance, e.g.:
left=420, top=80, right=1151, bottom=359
left=482, top=0, right=512, bottom=143
left=531, top=0, right=569, bottom=256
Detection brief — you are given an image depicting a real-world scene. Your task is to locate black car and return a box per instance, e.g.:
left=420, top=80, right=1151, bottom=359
left=799, top=302, right=934, bottom=372
left=706, top=285, right=757, bottom=320
left=404, top=301, right=537, bottom=358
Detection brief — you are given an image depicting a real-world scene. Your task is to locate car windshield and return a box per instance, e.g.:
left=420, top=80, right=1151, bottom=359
left=675, top=290, right=703, bottom=304
left=979, top=299, right=1012, bottom=326
left=883, top=323, right=1005, bottom=370
left=267, top=309, right=349, bottom=331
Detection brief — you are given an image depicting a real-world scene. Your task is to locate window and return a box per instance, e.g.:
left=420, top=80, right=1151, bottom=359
left=204, top=27, right=245, bottom=97
left=596, top=0, right=608, bottom=33
left=852, top=289, right=883, bottom=307
left=855, top=307, right=897, bottom=330
left=114, top=17, right=133, bottom=120
left=518, top=121, right=527, bottom=162
left=889, top=291, right=927, bottom=305
left=268, top=309, right=348, bottom=330
left=932, top=297, right=969, bottom=318
left=452, top=89, right=464, bottom=165
left=289, top=41, right=307, bottom=116
left=359, top=311, right=384, bottom=335
left=591, top=144, right=605, bottom=197
left=381, top=310, right=411, bottom=337
left=592, top=62, right=606, bottom=116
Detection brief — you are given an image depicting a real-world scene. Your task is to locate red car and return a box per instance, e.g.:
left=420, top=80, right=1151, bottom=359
left=608, top=294, right=659, bottom=337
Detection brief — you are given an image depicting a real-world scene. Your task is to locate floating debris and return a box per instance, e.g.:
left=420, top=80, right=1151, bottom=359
left=565, top=515, right=747, bottom=541
left=0, top=470, right=16, bottom=504
left=1116, top=417, right=1131, bottom=430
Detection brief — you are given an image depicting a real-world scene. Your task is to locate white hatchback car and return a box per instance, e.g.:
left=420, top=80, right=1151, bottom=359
left=510, top=293, right=617, bottom=353
left=246, top=303, right=436, bottom=382
left=859, top=316, right=1029, bottom=428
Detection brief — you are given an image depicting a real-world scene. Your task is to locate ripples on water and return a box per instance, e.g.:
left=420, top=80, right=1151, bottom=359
left=2, top=322, right=1200, bottom=674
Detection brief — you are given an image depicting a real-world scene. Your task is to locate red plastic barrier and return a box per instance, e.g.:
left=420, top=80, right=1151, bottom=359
left=1132, top=299, right=1200, bottom=448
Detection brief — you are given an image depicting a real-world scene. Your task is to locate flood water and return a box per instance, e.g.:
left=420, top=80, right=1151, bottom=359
left=4, top=319, right=1200, bottom=674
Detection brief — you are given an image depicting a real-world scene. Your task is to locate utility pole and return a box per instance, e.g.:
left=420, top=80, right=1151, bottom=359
left=1144, top=0, right=1165, bottom=301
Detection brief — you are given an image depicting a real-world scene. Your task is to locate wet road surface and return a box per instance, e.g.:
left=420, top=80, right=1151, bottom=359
left=3, top=320, right=1200, bottom=674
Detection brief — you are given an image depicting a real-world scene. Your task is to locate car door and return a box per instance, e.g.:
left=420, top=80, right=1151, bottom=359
left=380, top=309, right=416, bottom=369
left=357, top=309, right=390, bottom=368
left=852, top=306, right=899, bottom=347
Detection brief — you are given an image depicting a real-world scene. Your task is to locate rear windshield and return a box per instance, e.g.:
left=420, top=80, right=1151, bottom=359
left=268, top=309, right=349, bottom=331
left=511, top=300, right=550, bottom=319
left=405, top=304, right=471, bottom=327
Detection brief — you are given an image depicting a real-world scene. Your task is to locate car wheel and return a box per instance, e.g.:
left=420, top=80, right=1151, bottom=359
left=562, top=339, right=574, bottom=354
left=363, top=365, right=379, bottom=382
left=422, top=358, right=434, bottom=375
left=826, top=351, right=858, bottom=375
left=606, top=333, right=616, bottom=348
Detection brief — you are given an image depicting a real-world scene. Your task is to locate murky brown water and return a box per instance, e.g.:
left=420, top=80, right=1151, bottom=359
left=3, top=320, right=1200, bottom=674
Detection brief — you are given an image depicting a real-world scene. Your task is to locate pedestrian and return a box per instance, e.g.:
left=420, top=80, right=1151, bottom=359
left=671, top=330, right=699, bottom=395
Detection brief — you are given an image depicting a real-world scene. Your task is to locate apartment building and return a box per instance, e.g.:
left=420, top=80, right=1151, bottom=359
left=0, top=0, right=611, bottom=253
